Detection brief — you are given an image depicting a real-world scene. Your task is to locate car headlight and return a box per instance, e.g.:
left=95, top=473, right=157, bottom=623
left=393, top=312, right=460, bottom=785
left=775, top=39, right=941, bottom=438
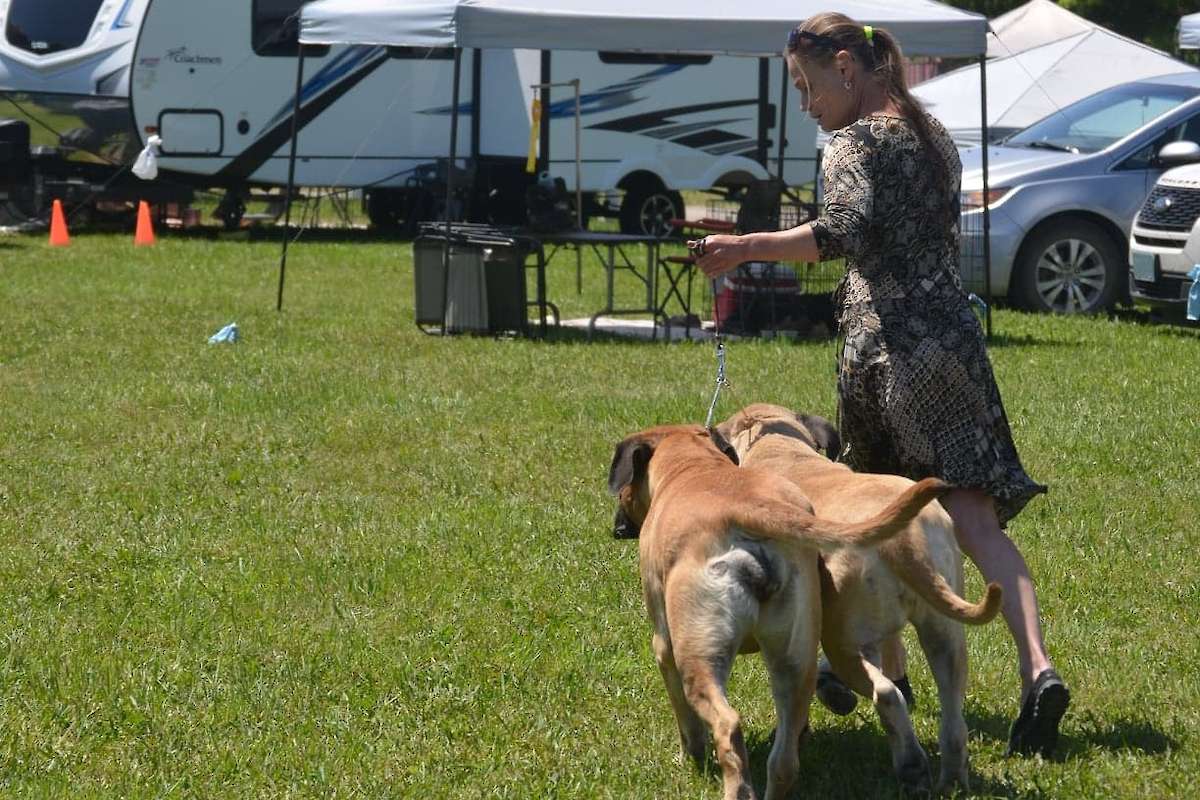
left=960, top=187, right=1011, bottom=211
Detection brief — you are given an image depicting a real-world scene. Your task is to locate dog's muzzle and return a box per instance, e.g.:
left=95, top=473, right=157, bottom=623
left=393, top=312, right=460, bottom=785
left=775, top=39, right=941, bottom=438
left=612, top=505, right=641, bottom=539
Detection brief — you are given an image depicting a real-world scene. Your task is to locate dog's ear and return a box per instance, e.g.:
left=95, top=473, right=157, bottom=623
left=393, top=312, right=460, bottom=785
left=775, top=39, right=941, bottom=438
left=707, top=427, right=740, bottom=465
left=607, top=439, right=653, bottom=494
left=798, top=414, right=841, bottom=460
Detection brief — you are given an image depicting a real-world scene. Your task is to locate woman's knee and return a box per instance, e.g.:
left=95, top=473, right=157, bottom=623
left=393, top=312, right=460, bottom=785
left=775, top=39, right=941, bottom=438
left=942, top=489, right=1004, bottom=554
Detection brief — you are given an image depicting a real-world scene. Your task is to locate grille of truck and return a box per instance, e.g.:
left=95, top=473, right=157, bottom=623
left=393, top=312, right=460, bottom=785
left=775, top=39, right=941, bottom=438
left=1137, top=185, right=1200, bottom=231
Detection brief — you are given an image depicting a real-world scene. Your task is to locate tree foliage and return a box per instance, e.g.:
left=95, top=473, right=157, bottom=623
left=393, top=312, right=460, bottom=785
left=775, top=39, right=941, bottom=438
left=943, top=0, right=1200, bottom=51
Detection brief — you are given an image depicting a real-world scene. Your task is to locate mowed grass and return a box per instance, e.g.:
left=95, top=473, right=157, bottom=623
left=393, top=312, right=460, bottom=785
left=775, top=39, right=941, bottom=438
left=1, top=229, right=1198, bottom=798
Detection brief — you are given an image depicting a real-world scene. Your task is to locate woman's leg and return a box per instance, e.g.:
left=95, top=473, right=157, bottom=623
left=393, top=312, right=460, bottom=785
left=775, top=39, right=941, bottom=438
left=941, top=488, right=1068, bottom=756
left=940, top=488, right=1051, bottom=691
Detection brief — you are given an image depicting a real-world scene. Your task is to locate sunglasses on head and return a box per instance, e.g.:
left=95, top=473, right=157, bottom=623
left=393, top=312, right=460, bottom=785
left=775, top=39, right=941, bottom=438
left=786, top=28, right=839, bottom=53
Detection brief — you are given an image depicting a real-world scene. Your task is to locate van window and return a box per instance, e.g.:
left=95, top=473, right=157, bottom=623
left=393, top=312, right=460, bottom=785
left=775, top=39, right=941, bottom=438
left=1008, top=82, right=1198, bottom=154
left=598, top=52, right=713, bottom=66
left=253, top=0, right=328, bottom=57
left=1118, top=112, right=1200, bottom=171
left=6, top=0, right=103, bottom=55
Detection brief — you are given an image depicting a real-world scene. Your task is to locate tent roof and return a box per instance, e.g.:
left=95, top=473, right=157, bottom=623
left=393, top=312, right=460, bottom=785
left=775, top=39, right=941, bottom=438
left=299, top=0, right=987, bottom=58
left=1180, top=12, right=1200, bottom=50
left=986, top=0, right=1091, bottom=57
left=915, top=1, right=1194, bottom=146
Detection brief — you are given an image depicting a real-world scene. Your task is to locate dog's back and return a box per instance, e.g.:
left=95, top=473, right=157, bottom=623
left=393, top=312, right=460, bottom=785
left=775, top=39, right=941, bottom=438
left=735, top=430, right=999, bottom=626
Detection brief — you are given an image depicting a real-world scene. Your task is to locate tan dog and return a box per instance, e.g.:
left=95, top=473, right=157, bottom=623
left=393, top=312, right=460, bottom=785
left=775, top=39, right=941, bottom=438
left=716, top=404, right=1002, bottom=793
left=607, top=424, right=949, bottom=800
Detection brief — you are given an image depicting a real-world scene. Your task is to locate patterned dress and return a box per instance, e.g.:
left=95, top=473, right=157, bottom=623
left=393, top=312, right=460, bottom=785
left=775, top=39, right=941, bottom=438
left=811, top=112, right=1046, bottom=525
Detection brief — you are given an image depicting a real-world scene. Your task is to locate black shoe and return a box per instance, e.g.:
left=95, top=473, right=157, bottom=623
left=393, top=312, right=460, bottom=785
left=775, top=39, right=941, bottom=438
left=816, top=667, right=858, bottom=716
left=1007, top=669, right=1070, bottom=758
left=894, top=674, right=916, bottom=711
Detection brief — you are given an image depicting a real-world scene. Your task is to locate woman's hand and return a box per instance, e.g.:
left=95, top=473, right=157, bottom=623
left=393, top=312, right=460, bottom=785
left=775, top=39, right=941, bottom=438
left=689, top=234, right=750, bottom=278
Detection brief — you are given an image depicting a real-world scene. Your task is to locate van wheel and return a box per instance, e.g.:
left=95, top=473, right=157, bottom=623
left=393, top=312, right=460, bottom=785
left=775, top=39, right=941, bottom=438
left=1013, top=219, right=1122, bottom=314
left=619, top=187, right=684, bottom=238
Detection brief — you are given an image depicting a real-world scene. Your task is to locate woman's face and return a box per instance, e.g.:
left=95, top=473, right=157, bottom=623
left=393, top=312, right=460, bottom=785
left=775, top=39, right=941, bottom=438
left=788, top=51, right=856, bottom=132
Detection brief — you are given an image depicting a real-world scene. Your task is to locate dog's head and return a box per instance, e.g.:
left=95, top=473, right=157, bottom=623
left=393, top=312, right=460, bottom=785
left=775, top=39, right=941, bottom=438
left=715, top=403, right=841, bottom=462
left=606, top=424, right=738, bottom=539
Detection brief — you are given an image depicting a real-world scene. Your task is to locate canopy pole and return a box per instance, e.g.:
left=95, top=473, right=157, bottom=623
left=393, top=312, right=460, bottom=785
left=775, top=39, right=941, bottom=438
left=979, top=53, right=992, bottom=339
left=276, top=40, right=306, bottom=312
left=776, top=57, right=788, bottom=184
left=440, top=46, right=464, bottom=336
left=539, top=51, right=551, bottom=174
left=756, top=58, right=769, bottom=168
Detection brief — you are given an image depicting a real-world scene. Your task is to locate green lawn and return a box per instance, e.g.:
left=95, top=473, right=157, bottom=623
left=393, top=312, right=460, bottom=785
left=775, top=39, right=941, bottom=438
left=1, top=229, right=1198, bottom=798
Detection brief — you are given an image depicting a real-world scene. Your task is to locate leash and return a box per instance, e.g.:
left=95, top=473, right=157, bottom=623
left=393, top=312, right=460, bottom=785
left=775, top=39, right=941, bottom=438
left=703, top=277, right=731, bottom=430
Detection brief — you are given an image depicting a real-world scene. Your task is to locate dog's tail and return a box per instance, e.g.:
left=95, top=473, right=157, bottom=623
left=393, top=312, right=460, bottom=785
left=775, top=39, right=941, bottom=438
left=886, top=549, right=1003, bottom=624
left=738, top=477, right=951, bottom=550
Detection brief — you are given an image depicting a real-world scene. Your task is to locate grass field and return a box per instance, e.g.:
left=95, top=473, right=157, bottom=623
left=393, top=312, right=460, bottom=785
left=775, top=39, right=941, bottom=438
left=1, top=229, right=1198, bottom=798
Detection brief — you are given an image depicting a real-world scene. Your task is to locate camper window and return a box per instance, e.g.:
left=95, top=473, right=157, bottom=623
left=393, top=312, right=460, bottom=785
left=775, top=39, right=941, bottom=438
left=253, top=0, right=328, bottom=57
left=5, top=0, right=103, bottom=56
left=598, top=52, right=713, bottom=66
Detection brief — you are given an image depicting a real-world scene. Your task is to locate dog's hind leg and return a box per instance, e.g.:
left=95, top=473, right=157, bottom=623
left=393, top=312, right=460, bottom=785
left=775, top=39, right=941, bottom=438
left=669, top=573, right=758, bottom=800
left=678, top=657, right=755, bottom=800
left=757, top=581, right=820, bottom=800
left=759, top=646, right=817, bottom=800
left=827, top=645, right=930, bottom=792
left=653, top=632, right=707, bottom=765
left=913, top=613, right=971, bottom=792
left=860, top=652, right=931, bottom=793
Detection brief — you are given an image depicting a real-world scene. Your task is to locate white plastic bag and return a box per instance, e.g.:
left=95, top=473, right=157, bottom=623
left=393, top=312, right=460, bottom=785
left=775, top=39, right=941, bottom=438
left=132, top=134, right=162, bottom=180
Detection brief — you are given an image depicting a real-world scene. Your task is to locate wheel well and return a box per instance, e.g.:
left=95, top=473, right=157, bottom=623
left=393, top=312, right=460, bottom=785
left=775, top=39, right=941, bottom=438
left=617, top=171, right=665, bottom=193
left=1011, top=211, right=1128, bottom=300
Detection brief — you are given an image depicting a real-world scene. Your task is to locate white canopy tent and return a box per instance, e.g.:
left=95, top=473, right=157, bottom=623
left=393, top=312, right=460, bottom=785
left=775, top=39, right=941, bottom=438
left=299, top=0, right=988, bottom=58
left=914, top=0, right=1194, bottom=147
left=1180, top=12, right=1200, bottom=51
left=275, top=0, right=993, bottom=318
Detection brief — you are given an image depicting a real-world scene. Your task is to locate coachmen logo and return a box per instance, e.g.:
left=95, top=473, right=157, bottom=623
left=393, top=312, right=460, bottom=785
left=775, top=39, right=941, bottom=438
left=165, top=47, right=222, bottom=65
left=1154, top=195, right=1174, bottom=212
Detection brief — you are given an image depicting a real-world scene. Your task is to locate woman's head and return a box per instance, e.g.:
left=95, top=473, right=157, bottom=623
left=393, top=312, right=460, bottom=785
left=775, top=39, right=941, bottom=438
left=786, top=13, right=952, bottom=211
left=784, top=12, right=912, bottom=131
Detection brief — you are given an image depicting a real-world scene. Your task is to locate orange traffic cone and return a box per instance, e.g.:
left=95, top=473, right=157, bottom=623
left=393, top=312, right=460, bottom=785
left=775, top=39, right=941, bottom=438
left=49, top=199, right=70, bottom=247
left=134, top=200, right=156, bottom=246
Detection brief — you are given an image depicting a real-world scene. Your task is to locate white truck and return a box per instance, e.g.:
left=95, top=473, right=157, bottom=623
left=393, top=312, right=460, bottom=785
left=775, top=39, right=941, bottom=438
left=128, top=0, right=817, bottom=233
left=1129, top=141, right=1200, bottom=310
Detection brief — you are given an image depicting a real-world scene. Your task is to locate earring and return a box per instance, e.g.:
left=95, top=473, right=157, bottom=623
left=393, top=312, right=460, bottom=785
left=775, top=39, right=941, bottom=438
left=844, top=80, right=853, bottom=91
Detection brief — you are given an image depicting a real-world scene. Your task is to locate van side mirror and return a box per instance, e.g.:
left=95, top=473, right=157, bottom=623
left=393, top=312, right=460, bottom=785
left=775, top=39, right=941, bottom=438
left=1157, top=140, right=1200, bottom=167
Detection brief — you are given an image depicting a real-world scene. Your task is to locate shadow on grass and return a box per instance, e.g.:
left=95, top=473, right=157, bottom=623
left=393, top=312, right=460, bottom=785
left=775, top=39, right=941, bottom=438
left=966, top=705, right=1174, bottom=761
left=1109, top=306, right=1199, bottom=337
left=738, top=722, right=1056, bottom=799
left=982, top=331, right=1082, bottom=349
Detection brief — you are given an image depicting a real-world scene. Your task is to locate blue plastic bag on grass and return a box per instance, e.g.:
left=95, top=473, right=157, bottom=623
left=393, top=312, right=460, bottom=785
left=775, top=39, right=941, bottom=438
left=208, top=322, right=239, bottom=344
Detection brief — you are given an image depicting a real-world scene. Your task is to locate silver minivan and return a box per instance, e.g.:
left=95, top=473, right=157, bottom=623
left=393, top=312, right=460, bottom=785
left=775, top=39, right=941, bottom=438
left=958, top=72, right=1200, bottom=313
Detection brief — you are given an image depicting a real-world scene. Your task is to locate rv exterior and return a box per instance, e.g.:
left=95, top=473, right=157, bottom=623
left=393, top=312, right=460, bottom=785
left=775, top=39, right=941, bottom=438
left=0, top=0, right=186, bottom=220
left=129, top=0, right=817, bottom=234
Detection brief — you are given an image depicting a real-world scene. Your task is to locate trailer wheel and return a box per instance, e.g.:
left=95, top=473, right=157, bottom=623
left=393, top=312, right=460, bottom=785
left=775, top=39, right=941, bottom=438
left=619, top=186, right=684, bottom=238
left=215, top=194, right=246, bottom=231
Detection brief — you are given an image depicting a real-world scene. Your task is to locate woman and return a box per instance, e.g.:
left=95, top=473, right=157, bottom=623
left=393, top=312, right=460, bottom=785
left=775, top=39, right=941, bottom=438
left=692, top=13, right=1069, bottom=758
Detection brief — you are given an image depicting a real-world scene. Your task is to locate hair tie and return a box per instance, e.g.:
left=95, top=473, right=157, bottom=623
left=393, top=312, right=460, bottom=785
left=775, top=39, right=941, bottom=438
left=863, top=25, right=874, bottom=43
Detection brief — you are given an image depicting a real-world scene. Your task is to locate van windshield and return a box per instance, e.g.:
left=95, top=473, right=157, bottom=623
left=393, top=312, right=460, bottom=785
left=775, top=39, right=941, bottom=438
left=6, top=0, right=105, bottom=55
left=1006, top=82, right=1199, bottom=154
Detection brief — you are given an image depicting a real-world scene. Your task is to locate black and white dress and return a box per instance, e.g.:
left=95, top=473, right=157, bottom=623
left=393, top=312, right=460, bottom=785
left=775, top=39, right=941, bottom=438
left=811, top=112, right=1046, bottom=525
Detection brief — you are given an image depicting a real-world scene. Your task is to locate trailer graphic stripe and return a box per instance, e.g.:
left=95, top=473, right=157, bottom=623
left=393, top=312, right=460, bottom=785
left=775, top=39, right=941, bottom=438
left=215, top=54, right=389, bottom=182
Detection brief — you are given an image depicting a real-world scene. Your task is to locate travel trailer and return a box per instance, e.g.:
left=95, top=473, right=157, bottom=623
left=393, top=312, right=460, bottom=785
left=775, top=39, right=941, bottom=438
left=128, top=0, right=817, bottom=234
left=0, top=0, right=188, bottom=221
